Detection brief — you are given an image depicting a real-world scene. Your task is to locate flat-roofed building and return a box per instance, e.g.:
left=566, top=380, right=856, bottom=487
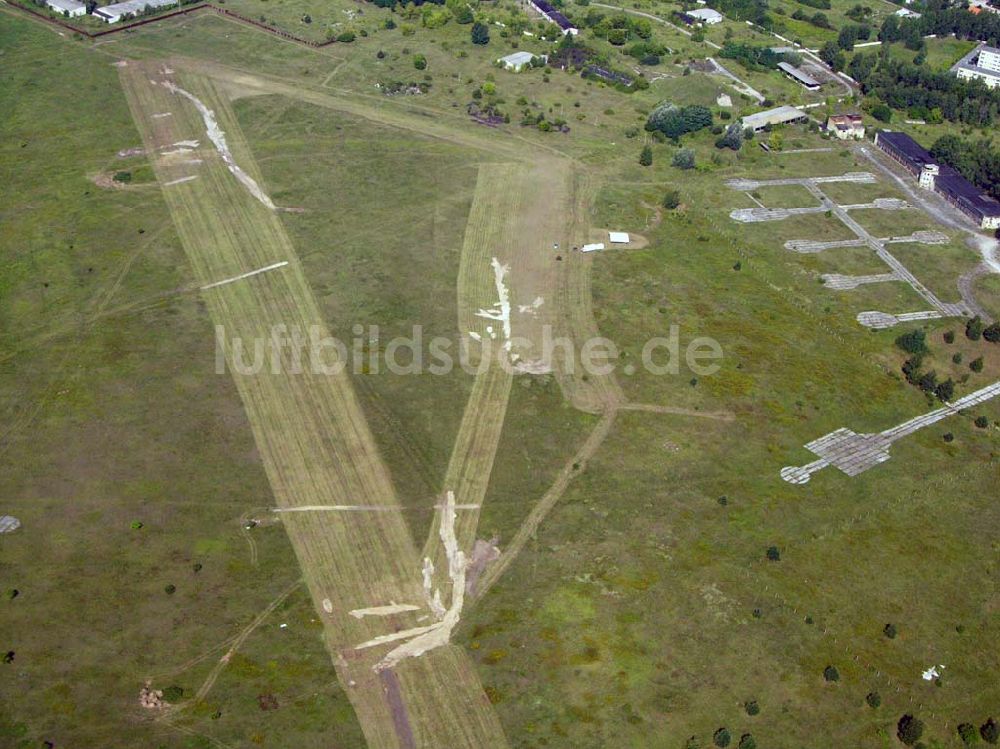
left=778, top=61, right=821, bottom=90
left=740, top=105, right=808, bottom=132
left=528, top=0, right=579, bottom=35
left=45, top=0, right=86, bottom=16
left=875, top=130, right=1000, bottom=229
left=684, top=7, right=724, bottom=24
left=94, top=0, right=177, bottom=22
left=951, top=43, right=1000, bottom=88
left=498, top=51, right=547, bottom=71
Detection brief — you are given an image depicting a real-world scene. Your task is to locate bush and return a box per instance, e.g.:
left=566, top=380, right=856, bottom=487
left=662, top=188, right=680, bottom=209
left=737, top=734, right=756, bottom=749
left=713, top=727, right=731, bottom=747
left=765, top=546, right=780, bottom=561
left=944, top=330, right=955, bottom=343
left=672, top=148, right=695, bottom=170
left=958, top=723, right=979, bottom=745
left=823, top=665, right=839, bottom=682
left=113, top=171, right=132, bottom=183
left=883, top=623, right=897, bottom=639
left=413, top=53, right=427, bottom=70
left=975, top=415, right=989, bottom=428
left=744, top=699, right=760, bottom=716
left=162, top=685, right=184, bottom=702
left=897, top=714, right=924, bottom=746
left=866, top=691, right=881, bottom=708
left=970, top=356, right=984, bottom=373
left=471, top=21, right=490, bottom=44
left=871, top=103, right=892, bottom=123
left=336, top=31, right=356, bottom=42
left=164, top=584, right=176, bottom=595
left=935, top=379, right=955, bottom=402
left=639, top=145, right=653, bottom=166
left=943, top=432, right=954, bottom=442
left=984, top=322, right=1000, bottom=343
left=966, top=316, right=984, bottom=341
left=953, top=353, right=963, bottom=364
left=981, top=718, right=999, bottom=744
left=895, top=329, right=927, bottom=354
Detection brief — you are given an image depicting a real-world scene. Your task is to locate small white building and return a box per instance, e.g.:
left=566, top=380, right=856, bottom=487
left=498, top=51, right=547, bottom=72
left=45, top=0, right=86, bottom=16
left=687, top=7, right=724, bottom=24
left=93, top=0, right=176, bottom=22
left=740, top=105, right=808, bottom=132
left=609, top=231, right=630, bottom=244
left=825, top=113, right=865, bottom=140
left=895, top=7, right=922, bottom=18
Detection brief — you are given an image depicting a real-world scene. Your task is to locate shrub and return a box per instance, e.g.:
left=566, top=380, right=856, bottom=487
left=883, top=623, right=897, bottom=639
left=981, top=718, right=999, bottom=744
left=765, top=546, right=780, bottom=561
left=744, top=699, right=760, bottom=716
left=970, top=357, right=984, bottom=373
left=639, top=145, right=653, bottom=166
left=162, top=685, right=184, bottom=702
left=866, top=691, right=881, bottom=708
left=953, top=352, right=963, bottom=364
left=662, top=188, right=680, bottom=209
left=943, top=432, right=954, bottom=442
left=737, top=734, right=756, bottom=749
left=713, top=727, right=731, bottom=747
left=966, top=316, right=984, bottom=341
left=944, top=330, right=955, bottom=344
left=934, top=379, right=954, bottom=402
left=823, top=665, right=839, bottom=682
left=895, top=329, right=927, bottom=354
left=897, top=714, right=924, bottom=745
left=975, top=415, right=989, bottom=428
left=130, top=521, right=144, bottom=530
left=672, top=148, right=695, bottom=170
left=958, top=723, right=979, bottom=745
left=471, top=22, right=489, bottom=44
left=984, top=322, right=1000, bottom=343
left=413, top=53, right=427, bottom=70
left=164, top=584, right=176, bottom=595
left=113, top=171, right=132, bottom=183
left=336, top=31, right=356, bottom=42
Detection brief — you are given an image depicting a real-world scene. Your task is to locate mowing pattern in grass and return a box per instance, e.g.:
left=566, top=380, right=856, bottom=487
left=119, top=60, right=507, bottom=748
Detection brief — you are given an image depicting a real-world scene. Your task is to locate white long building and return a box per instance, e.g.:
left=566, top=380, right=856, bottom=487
left=45, top=0, right=86, bottom=16
left=93, top=0, right=176, bottom=22
left=952, top=44, right=1000, bottom=89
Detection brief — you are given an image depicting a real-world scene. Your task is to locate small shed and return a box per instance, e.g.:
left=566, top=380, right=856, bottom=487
left=498, top=52, right=547, bottom=72
left=608, top=232, right=630, bottom=244
left=687, top=7, right=724, bottom=24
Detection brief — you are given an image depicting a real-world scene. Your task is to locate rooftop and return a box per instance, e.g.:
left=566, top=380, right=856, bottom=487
left=46, top=0, right=85, bottom=10
left=95, top=0, right=176, bottom=18
left=741, top=105, right=807, bottom=130
left=777, top=61, right=821, bottom=88
left=687, top=7, right=723, bottom=20
left=530, top=0, right=576, bottom=30
left=951, top=43, right=1000, bottom=78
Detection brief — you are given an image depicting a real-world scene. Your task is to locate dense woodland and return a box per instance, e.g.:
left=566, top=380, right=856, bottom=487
left=930, top=134, right=1000, bottom=201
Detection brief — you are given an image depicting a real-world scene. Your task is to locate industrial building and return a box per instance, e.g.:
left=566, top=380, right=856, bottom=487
left=875, top=130, right=1000, bottom=230
left=45, top=0, right=86, bottom=16
left=93, top=0, right=176, bottom=22
left=777, top=61, right=821, bottom=90
left=825, top=113, right=865, bottom=140
left=682, top=7, right=724, bottom=24
left=951, top=44, right=1000, bottom=89
left=498, top=51, right=547, bottom=71
left=528, top=0, right=578, bottom=35
left=740, top=105, right=808, bottom=132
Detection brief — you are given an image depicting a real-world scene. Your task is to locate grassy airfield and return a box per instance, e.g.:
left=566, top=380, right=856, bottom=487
left=1, top=6, right=998, bottom=749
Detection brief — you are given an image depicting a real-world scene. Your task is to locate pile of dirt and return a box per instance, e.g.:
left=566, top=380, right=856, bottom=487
left=138, top=683, right=164, bottom=709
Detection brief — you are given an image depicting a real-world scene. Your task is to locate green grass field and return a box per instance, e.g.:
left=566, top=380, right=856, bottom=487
left=2, top=4, right=999, bottom=749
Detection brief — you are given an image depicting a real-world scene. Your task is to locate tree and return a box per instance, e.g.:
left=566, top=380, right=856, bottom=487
left=713, top=727, right=731, bottom=747
left=883, top=623, right=897, bottom=639
left=958, top=723, right=979, bottom=745
left=452, top=3, right=473, bottom=23
left=744, top=700, right=760, bottom=715
left=966, top=316, right=984, bottom=341
left=337, top=30, right=356, bottom=42
left=639, top=145, right=653, bottom=166
left=970, top=357, right=984, bottom=372
left=897, top=714, right=924, bottom=746
left=662, top=188, right=681, bottom=209
left=823, top=665, right=839, bottom=682
left=895, top=329, right=927, bottom=354
left=866, top=691, right=881, bottom=708
left=983, top=322, right=1000, bottom=343
left=766, top=546, right=780, bottom=561
left=737, top=735, right=756, bottom=749
left=672, top=148, right=695, bottom=170
left=470, top=21, right=490, bottom=44
left=716, top=123, right=743, bottom=151
left=413, top=53, right=427, bottom=70
left=935, top=379, right=955, bottom=402
left=944, top=330, right=956, bottom=344
left=981, top=718, right=999, bottom=744
left=820, top=41, right=845, bottom=71
left=975, top=415, right=989, bottom=428
left=870, top=103, right=892, bottom=123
